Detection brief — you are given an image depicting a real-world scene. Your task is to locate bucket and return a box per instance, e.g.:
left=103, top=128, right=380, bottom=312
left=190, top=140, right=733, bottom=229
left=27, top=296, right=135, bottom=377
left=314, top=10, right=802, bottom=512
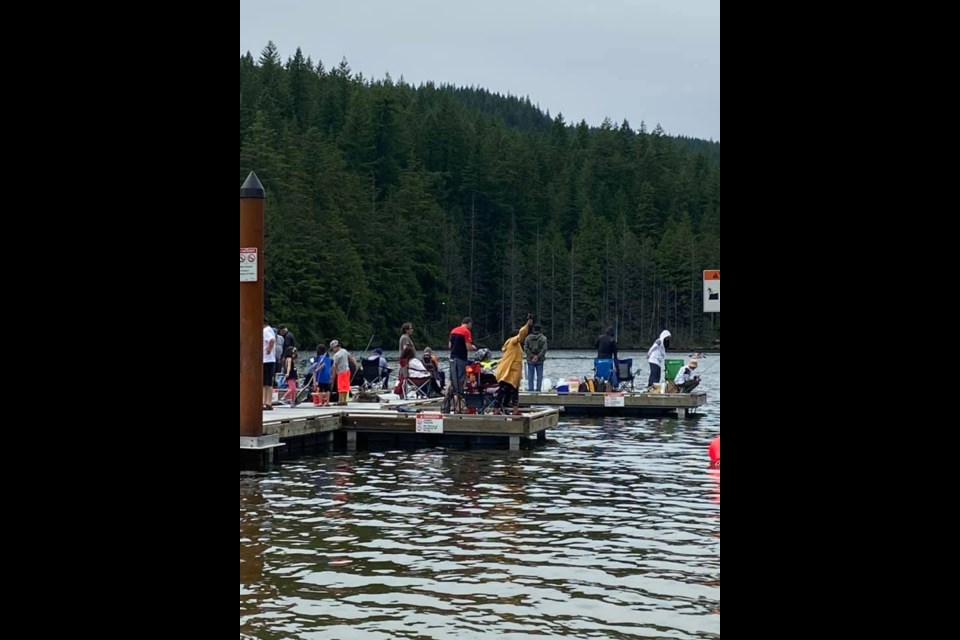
left=311, top=392, right=322, bottom=406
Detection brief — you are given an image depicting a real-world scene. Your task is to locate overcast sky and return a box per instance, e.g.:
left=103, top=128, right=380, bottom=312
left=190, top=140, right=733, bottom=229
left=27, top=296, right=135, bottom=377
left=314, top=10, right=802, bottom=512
left=240, top=0, right=719, bottom=141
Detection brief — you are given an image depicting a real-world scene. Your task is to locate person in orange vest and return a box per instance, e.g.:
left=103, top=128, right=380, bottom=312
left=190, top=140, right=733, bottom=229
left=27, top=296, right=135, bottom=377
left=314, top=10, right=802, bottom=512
left=708, top=435, right=720, bottom=468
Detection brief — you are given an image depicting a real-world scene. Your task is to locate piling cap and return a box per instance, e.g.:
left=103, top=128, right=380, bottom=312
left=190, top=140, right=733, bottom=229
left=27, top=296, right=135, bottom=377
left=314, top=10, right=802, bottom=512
left=240, top=172, right=264, bottom=198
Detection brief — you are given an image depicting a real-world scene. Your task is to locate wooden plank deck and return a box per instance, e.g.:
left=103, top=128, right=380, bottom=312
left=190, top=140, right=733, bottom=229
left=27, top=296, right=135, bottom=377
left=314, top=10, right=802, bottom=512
left=518, top=390, right=707, bottom=417
left=256, top=401, right=560, bottom=452
left=339, top=407, right=558, bottom=437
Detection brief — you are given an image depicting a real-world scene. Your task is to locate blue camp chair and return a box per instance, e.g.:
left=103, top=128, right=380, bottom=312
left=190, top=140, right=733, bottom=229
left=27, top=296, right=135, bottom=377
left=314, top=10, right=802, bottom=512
left=593, top=358, right=618, bottom=390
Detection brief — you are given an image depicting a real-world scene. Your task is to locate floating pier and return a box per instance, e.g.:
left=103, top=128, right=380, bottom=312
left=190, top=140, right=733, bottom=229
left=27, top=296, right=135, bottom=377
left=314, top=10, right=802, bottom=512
left=518, top=390, right=707, bottom=417
left=241, top=399, right=560, bottom=467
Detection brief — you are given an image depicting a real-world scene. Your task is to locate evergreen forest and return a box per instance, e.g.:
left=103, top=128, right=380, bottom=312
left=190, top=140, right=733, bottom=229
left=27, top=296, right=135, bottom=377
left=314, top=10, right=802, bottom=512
left=241, top=43, right=720, bottom=351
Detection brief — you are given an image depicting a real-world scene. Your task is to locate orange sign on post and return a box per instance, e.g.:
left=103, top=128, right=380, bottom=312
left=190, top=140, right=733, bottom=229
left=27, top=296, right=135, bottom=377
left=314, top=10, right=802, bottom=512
left=703, top=270, right=720, bottom=312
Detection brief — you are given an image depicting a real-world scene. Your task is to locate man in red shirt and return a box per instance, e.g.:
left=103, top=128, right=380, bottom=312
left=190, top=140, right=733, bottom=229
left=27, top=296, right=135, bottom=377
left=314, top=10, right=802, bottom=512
left=448, top=317, right=476, bottom=396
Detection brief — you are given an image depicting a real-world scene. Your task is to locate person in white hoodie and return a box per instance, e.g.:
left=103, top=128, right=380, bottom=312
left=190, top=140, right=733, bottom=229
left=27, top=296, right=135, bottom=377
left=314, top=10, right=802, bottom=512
left=646, top=329, right=671, bottom=389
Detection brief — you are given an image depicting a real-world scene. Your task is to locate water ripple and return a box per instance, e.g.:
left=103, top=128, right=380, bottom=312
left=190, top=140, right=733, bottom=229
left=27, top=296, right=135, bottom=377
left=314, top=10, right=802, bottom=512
left=241, top=354, right=720, bottom=639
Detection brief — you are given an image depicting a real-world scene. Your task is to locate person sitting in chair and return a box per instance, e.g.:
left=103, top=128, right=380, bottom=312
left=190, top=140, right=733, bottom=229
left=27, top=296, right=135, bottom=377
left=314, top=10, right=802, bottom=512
left=402, top=346, right=442, bottom=396
left=372, top=348, right=391, bottom=389
left=672, top=359, right=701, bottom=393
left=422, top=347, right=445, bottom=388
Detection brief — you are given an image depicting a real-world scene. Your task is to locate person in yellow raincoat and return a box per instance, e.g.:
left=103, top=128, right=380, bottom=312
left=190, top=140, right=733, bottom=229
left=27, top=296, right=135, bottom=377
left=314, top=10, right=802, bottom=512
left=493, top=313, right=533, bottom=414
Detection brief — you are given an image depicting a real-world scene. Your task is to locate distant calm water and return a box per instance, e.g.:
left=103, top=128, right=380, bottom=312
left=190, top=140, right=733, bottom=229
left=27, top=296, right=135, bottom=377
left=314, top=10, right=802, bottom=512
left=241, top=353, right=720, bottom=639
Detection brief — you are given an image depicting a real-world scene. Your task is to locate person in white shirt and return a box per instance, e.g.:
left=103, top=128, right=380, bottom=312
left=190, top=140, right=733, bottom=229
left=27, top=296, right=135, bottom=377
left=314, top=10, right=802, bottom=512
left=262, top=319, right=277, bottom=410
left=672, top=359, right=700, bottom=393
left=646, top=329, right=671, bottom=389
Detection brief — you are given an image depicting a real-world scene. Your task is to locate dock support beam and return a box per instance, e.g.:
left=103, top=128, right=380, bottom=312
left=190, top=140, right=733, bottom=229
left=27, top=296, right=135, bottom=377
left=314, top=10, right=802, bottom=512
left=347, top=430, right=357, bottom=451
left=509, top=436, right=520, bottom=451
left=537, top=430, right=546, bottom=441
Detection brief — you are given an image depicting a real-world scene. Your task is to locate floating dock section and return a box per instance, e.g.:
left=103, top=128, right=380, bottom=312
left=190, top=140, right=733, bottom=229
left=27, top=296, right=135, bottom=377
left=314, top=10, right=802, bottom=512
left=242, top=399, right=559, bottom=466
left=518, top=390, right=707, bottom=417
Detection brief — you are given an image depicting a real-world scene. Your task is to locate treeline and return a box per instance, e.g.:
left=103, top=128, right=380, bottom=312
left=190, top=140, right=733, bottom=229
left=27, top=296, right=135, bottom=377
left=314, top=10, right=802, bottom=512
left=240, top=42, right=720, bottom=352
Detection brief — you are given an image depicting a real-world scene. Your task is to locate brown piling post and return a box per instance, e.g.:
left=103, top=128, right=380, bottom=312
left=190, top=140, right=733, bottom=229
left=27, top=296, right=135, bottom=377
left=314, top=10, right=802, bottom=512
left=240, top=172, right=265, bottom=437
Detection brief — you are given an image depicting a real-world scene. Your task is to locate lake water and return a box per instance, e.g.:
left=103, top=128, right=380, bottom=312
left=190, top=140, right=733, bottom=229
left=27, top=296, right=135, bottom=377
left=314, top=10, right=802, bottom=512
left=241, top=351, right=720, bottom=639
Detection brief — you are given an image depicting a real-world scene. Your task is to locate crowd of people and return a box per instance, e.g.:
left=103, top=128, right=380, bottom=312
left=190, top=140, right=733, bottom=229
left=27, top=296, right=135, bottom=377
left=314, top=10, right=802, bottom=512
left=260, top=316, right=707, bottom=412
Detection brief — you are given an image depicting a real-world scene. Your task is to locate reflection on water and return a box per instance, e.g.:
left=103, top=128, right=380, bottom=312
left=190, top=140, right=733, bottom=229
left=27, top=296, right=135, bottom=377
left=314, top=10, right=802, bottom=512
left=241, top=355, right=719, bottom=639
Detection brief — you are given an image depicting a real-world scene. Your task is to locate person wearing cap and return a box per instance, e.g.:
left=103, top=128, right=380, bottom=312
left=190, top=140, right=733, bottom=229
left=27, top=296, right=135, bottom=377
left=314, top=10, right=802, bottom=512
left=329, top=340, right=352, bottom=405
left=372, top=348, right=391, bottom=389
left=523, top=323, right=548, bottom=391
left=672, top=358, right=701, bottom=393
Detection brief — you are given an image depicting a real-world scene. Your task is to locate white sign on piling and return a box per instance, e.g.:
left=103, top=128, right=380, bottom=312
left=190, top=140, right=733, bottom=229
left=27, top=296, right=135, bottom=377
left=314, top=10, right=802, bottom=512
left=416, top=412, right=444, bottom=434
left=240, top=248, right=258, bottom=282
left=703, top=270, right=720, bottom=312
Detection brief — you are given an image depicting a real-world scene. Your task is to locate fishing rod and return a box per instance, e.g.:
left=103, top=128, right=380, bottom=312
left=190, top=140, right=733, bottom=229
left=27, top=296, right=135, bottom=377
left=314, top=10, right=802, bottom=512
left=356, top=334, right=375, bottom=361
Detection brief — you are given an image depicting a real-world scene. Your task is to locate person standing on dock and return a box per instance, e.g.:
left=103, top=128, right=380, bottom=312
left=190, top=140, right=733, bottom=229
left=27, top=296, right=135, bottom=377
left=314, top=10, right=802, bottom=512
left=596, top=326, right=618, bottom=360
left=399, top=322, right=415, bottom=357
left=523, top=324, right=548, bottom=391
left=646, top=329, right=671, bottom=389
left=448, top=317, right=477, bottom=397
left=281, top=346, right=299, bottom=406
left=329, top=340, right=352, bottom=406
left=395, top=323, right=416, bottom=395
left=493, top=314, right=533, bottom=415
left=262, top=319, right=277, bottom=411
left=278, top=325, right=296, bottom=352
left=313, top=344, right=333, bottom=406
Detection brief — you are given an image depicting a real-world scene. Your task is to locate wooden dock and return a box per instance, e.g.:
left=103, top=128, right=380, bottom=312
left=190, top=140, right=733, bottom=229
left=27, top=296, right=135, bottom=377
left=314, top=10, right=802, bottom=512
left=518, top=390, right=707, bottom=417
left=243, top=400, right=559, bottom=462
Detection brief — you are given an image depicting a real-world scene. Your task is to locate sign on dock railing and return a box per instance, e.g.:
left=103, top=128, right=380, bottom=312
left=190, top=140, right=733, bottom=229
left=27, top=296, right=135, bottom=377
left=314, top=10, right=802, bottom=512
left=416, top=412, right=444, bottom=434
left=604, top=393, right=625, bottom=407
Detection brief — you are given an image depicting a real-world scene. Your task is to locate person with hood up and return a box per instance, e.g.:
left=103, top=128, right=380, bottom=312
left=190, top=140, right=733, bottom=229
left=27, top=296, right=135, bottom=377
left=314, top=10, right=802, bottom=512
left=646, top=329, right=671, bottom=389
left=493, top=314, right=533, bottom=415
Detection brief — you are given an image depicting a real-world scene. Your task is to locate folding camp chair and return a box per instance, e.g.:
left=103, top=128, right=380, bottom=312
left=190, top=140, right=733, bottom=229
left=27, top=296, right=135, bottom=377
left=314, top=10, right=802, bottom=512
left=360, top=356, right=386, bottom=391
left=593, top=358, right=618, bottom=390
left=404, top=373, right=441, bottom=399
left=615, top=358, right=636, bottom=391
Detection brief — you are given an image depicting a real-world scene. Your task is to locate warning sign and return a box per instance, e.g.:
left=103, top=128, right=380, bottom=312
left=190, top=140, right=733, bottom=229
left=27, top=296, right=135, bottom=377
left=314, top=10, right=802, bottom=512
left=604, top=393, right=625, bottom=407
left=703, top=270, right=720, bottom=312
left=240, top=248, right=257, bottom=282
left=416, top=412, right=444, bottom=434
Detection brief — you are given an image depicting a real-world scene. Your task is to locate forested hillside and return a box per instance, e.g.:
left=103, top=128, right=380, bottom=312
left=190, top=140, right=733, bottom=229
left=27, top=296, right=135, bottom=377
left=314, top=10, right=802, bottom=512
left=241, top=42, right=720, bottom=351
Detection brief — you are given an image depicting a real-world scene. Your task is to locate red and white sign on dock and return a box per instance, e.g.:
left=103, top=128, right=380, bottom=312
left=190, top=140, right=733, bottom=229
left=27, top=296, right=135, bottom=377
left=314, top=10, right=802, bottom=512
left=416, top=412, right=444, bottom=434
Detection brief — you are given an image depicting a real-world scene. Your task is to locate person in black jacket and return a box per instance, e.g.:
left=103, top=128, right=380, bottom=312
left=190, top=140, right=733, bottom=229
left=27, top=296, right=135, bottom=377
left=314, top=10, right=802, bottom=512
left=595, top=326, right=618, bottom=360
